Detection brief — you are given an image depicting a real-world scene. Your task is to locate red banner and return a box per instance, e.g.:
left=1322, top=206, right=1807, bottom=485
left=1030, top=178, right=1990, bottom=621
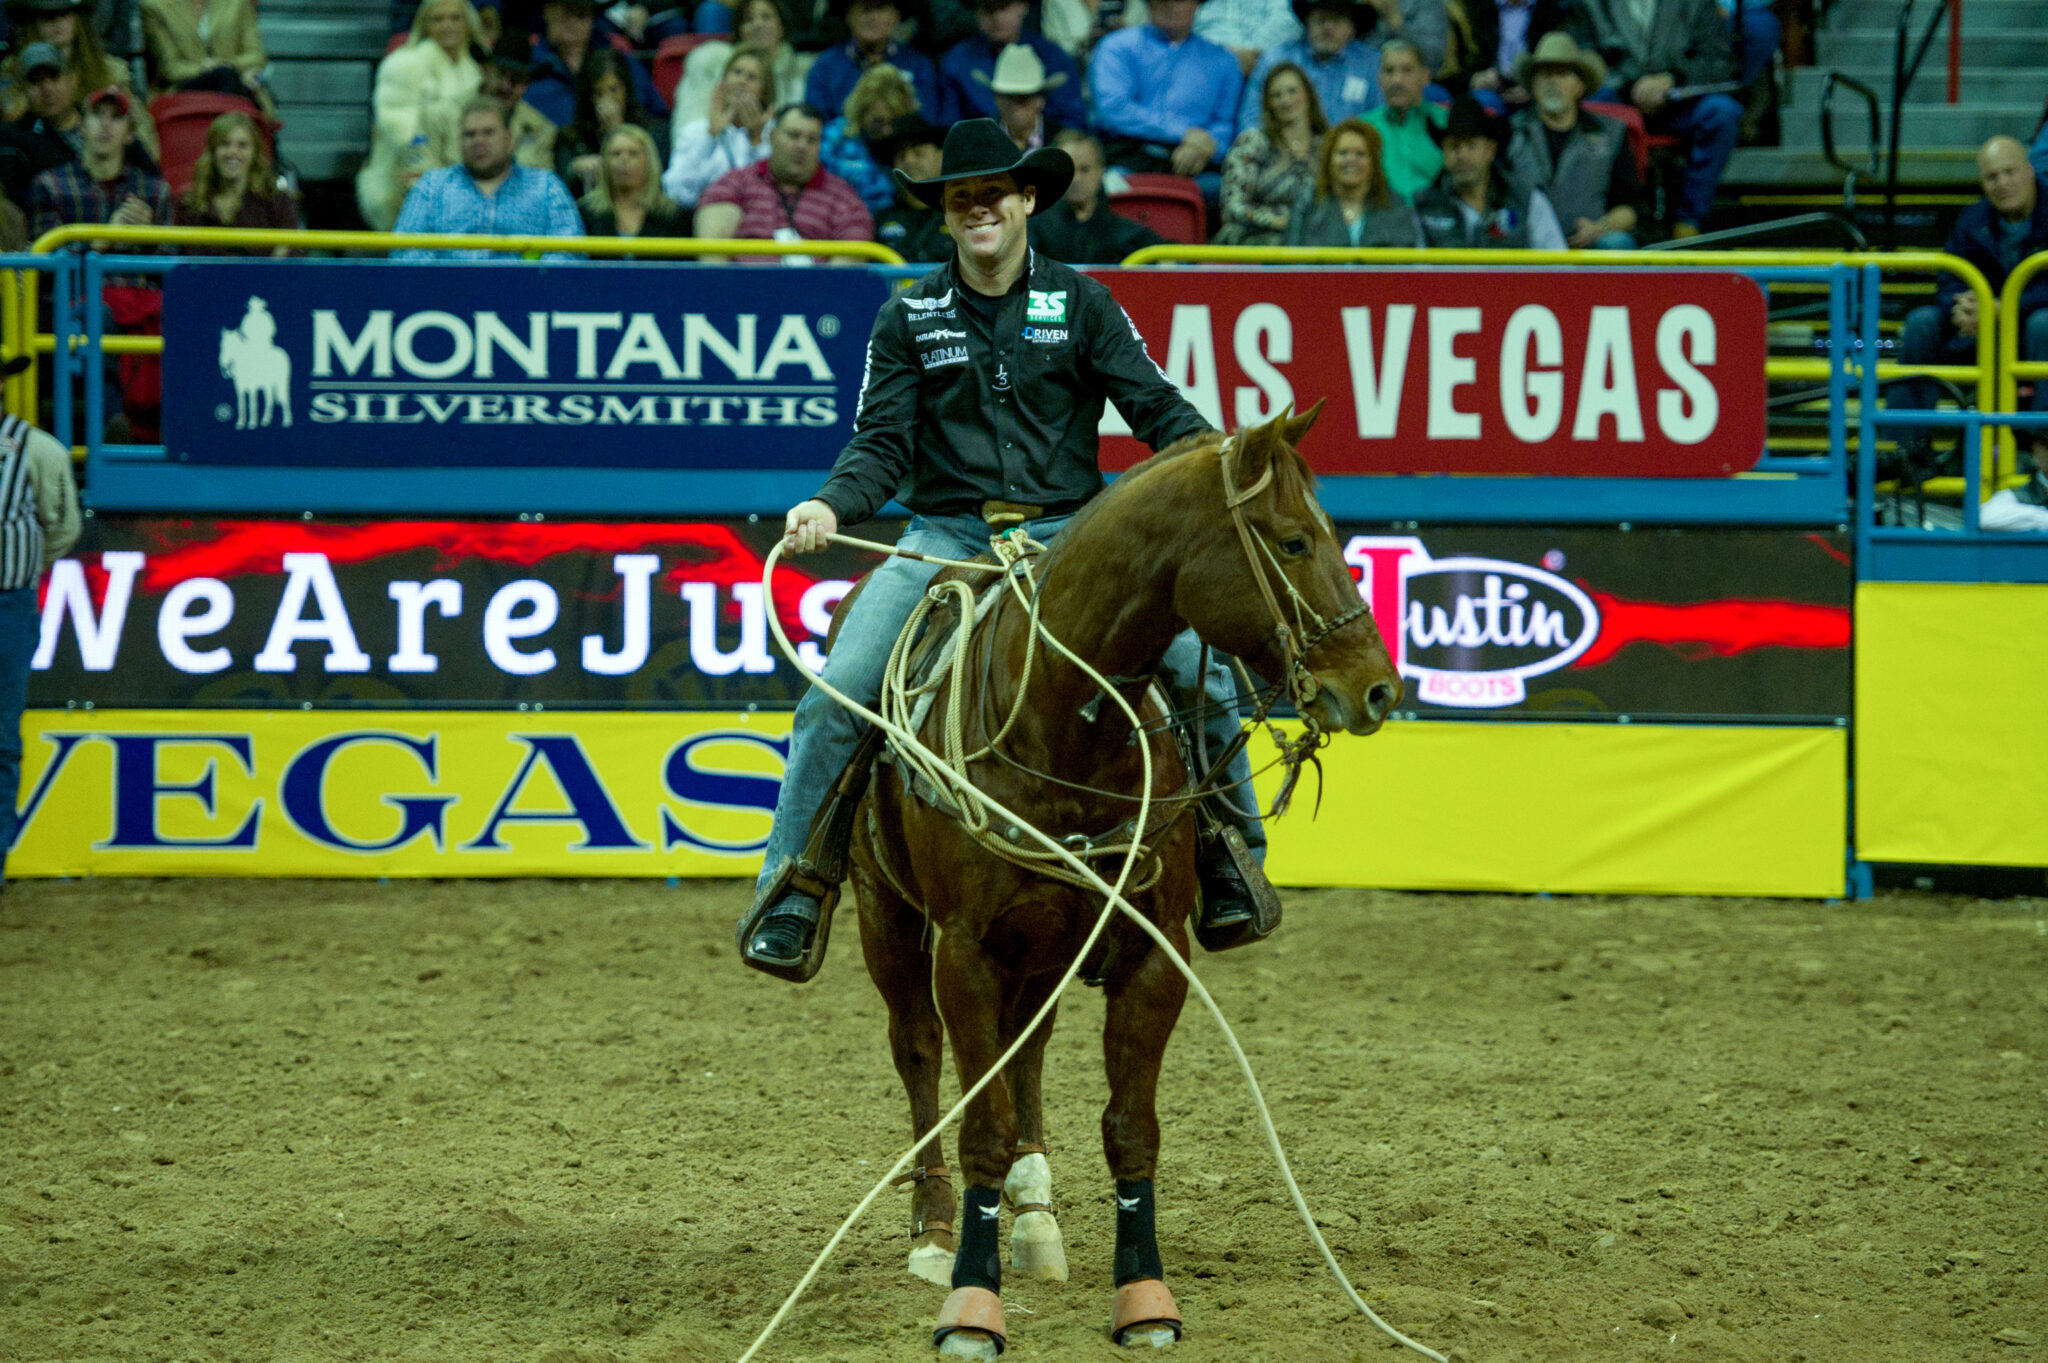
left=1093, top=268, right=1767, bottom=477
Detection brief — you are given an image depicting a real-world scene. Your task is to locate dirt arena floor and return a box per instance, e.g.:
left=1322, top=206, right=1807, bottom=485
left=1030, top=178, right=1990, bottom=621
left=2, top=878, right=2044, bottom=1363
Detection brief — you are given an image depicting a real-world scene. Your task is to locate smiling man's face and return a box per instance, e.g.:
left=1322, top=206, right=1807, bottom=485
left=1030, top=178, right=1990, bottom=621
left=942, top=172, right=1035, bottom=272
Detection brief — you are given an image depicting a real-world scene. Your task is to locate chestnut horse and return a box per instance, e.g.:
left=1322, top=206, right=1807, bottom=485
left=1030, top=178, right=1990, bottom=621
left=847, top=405, right=1401, bottom=1356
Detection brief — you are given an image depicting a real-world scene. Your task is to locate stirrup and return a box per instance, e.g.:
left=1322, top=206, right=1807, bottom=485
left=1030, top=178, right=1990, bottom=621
left=1194, top=824, right=1281, bottom=953
left=736, top=860, right=841, bottom=984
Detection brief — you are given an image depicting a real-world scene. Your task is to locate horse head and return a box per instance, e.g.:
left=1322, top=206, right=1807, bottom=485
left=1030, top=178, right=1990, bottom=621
left=1174, top=401, right=1401, bottom=736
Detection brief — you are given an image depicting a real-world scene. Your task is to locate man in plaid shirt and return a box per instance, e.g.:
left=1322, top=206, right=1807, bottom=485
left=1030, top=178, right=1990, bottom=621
left=28, top=86, right=171, bottom=287
left=393, top=96, right=584, bottom=260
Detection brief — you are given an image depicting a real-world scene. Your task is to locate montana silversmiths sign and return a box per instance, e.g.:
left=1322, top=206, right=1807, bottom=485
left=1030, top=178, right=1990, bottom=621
left=161, top=262, right=892, bottom=468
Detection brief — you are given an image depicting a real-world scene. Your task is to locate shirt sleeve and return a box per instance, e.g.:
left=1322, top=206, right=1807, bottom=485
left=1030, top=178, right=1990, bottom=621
left=1525, top=189, right=1566, bottom=250
left=24, top=424, right=80, bottom=568
left=1043, top=46, right=1088, bottom=131
left=390, top=171, right=437, bottom=258
left=1201, top=51, right=1243, bottom=155
left=540, top=175, right=586, bottom=258
left=1084, top=281, right=1213, bottom=450
left=1090, top=35, right=1189, bottom=145
left=1675, top=0, right=1734, bottom=85
left=1238, top=50, right=1277, bottom=132
left=813, top=301, right=919, bottom=525
left=28, top=170, right=60, bottom=240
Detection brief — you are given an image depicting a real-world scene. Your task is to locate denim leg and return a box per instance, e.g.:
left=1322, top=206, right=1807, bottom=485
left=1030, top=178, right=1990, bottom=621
left=0, top=587, right=38, bottom=877
left=1894, top=304, right=1949, bottom=419
left=755, top=522, right=958, bottom=891
left=1159, top=631, right=1265, bottom=855
left=1665, top=93, right=1740, bottom=227
left=1595, top=230, right=1638, bottom=250
left=2025, top=308, right=2048, bottom=413
left=1734, top=5, right=1781, bottom=87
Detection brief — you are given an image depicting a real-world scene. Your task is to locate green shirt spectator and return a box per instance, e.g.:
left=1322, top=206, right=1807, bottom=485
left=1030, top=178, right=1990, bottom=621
left=1360, top=38, right=1445, bottom=197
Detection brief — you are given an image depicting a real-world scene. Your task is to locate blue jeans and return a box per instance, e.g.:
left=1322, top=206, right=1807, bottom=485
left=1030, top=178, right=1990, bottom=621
left=755, top=512, right=1263, bottom=894
left=0, top=586, right=38, bottom=878
left=1896, top=304, right=2048, bottom=418
left=1730, top=3, right=1781, bottom=87
left=1594, top=87, right=1740, bottom=228
left=1594, top=229, right=1638, bottom=250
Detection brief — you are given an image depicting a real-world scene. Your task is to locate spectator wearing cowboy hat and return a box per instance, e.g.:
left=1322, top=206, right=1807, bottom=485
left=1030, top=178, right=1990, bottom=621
left=1089, top=0, right=1242, bottom=180
left=1565, top=0, right=1737, bottom=235
left=1191, top=0, right=1302, bottom=77
left=475, top=29, right=559, bottom=170
left=746, top=115, right=1272, bottom=981
left=1414, top=92, right=1562, bottom=247
left=803, top=0, right=938, bottom=128
left=1028, top=126, right=1162, bottom=262
left=871, top=113, right=953, bottom=260
left=3, top=0, right=159, bottom=158
left=1239, top=0, right=1380, bottom=132
left=1503, top=32, right=1639, bottom=248
left=935, top=0, right=1082, bottom=129
left=981, top=44, right=1067, bottom=154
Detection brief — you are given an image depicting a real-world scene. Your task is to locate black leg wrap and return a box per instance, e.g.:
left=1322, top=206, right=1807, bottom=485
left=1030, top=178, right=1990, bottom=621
left=952, top=1186, right=1004, bottom=1292
left=1113, top=1178, right=1164, bottom=1287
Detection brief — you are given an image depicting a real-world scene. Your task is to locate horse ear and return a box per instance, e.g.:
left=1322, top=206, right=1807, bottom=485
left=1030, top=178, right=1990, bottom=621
left=1282, top=398, right=1326, bottom=447
left=1228, top=416, right=1277, bottom=492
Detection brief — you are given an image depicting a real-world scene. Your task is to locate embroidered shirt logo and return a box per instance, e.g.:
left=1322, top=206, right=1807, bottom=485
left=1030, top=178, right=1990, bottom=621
left=905, top=289, right=955, bottom=312
left=1026, top=289, right=1068, bottom=324
left=1021, top=326, right=1068, bottom=344
left=993, top=361, right=1012, bottom=391
left=921, top=346, right=970, bottom=369
left=919, top=327, right=968, bottom=341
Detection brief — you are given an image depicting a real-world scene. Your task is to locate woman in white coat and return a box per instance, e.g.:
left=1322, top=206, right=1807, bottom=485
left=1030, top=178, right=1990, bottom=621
left=355, top=0, right=485, bottom=231
left=661, top=44, right=774, bottom=208
left=668, top=0, right=811, bottom=128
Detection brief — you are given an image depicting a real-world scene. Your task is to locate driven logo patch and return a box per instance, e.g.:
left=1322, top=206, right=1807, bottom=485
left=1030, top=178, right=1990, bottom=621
left=1020, top=326, right=1068, bottom=344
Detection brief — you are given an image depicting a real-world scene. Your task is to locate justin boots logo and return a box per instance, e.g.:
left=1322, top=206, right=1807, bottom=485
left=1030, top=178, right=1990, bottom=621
left=1344, top=535, right=1600, bottom=708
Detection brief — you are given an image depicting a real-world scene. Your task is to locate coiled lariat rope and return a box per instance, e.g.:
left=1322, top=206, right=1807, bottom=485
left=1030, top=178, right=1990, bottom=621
left=735, top=529, right=1443, bottom=1363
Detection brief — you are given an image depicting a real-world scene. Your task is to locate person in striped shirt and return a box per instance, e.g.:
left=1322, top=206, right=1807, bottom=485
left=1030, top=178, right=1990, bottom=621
left=692, top=103, right=874, bottom=247
left=0, top=393, right=80, bottom=887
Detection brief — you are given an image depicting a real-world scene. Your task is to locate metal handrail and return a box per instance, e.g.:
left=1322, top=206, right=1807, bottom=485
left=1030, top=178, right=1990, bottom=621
left=1886, top=0, right=1954, bottom=245
left=1818, top=71, right=1882, bottom=212
left=1644, top=211, right=1870, bottom=251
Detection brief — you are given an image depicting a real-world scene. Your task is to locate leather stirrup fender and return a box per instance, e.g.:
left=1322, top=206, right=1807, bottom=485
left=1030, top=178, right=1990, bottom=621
left=801, top=725, right=886, bottom=884
left=934, top=1285, right=1007, bottom=1353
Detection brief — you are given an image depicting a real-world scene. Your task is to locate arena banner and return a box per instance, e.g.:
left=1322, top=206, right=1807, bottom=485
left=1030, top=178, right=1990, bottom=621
left=10, top=709, right=1844, bottom=895
left=1091, top=268, right=1768, bottom=477
left=159, top=262, right=891, bottom=467
left=33, top=519, right=1849, bottom=722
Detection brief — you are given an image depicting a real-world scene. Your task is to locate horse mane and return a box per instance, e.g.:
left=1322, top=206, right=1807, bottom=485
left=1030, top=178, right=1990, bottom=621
left=1053, top=422, right=1317, bottom=553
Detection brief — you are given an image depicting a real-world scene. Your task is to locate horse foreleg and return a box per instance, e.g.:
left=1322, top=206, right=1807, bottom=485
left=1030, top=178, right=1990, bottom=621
left=931, top=928, right=1016, bottom=1359
left=853, top=853, right=954, bottom=1287
left=1102, top=914, right=1191, bottom=1347
left=1003, top=973, right=1067, bottom=1281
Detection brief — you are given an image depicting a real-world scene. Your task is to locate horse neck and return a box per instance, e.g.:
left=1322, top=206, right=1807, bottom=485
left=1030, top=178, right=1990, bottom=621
left=990, top=455, right=1212, bottom=746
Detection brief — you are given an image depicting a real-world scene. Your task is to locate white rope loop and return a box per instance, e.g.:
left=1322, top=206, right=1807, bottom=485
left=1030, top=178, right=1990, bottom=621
left=734, top=524, right=1443, bottom=1363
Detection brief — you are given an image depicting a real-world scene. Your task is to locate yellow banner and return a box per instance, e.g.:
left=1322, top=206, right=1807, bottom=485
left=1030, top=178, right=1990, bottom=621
left=1857, top=582, right=2048, bottom=866
left=12, top=710, right=1844, bottom=895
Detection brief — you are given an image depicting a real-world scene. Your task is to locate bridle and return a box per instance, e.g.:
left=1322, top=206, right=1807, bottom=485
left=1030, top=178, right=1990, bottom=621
left=1217, top=432, right=1376, bottom=733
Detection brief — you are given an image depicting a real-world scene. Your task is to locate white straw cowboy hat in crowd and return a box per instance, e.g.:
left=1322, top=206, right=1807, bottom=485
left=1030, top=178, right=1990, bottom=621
left=1514, top=31, right=1609, bottom=92
left=972, top=43, right=1068, bottom=97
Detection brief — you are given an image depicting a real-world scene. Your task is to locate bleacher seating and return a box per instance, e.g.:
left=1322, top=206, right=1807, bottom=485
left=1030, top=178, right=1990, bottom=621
left=1110, top=174, right=1206, bottom=246
left=149, top=92, right=277, bottom=198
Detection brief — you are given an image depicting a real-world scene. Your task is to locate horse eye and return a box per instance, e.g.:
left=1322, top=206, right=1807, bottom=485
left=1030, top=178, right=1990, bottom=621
left=1280, top=535, right=1311, bottom=557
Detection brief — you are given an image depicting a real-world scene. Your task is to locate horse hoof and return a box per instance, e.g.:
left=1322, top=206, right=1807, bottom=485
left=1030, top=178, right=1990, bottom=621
left=1110, top=1279, right=1183, bottom=1348
left=1009, top=1210, right=1068, bottom=1281
left=907, top=1235, right=954, bottom=1287
left=935, top=1286, right=1006, bottom=1357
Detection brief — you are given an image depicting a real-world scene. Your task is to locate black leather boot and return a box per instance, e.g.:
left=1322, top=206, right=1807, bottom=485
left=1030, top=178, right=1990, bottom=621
left=744, top=889, right=822, bottom=971
left=1193, top=825, right=1282, bottom=952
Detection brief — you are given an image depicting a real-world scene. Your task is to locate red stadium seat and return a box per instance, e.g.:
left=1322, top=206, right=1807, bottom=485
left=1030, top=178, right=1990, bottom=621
left=654, top=32, right=727, bottom=104
left=148, top=92, right=276, bottom=199
left=386, top=30, right=407, bottom=55
left=1109, top=173, right=1206, bottom=246
left=1581, top=100, right=1649, bottom=179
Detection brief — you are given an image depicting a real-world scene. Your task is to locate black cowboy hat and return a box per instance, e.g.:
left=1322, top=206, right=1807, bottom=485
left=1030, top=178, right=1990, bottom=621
left=875, top=113, right=943, bottom=166
left=892, top=116, right=1073, bottom=212
left=1291, top=0, right=1369, bottom=23
left=1431, top=93, right=1505, bottom=146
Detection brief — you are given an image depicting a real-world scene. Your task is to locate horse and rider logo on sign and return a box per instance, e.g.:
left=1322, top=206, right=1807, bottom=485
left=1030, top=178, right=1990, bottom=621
left=217, top=297, right=292, bottom=430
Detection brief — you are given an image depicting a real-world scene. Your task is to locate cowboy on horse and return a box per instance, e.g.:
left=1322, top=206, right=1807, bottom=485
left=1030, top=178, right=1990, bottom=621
left=738, top=117, right=1283, bottom=982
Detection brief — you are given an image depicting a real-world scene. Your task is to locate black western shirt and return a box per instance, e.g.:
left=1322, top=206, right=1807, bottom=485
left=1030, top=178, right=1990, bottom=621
left=812, top=250, right=1212, bottom=527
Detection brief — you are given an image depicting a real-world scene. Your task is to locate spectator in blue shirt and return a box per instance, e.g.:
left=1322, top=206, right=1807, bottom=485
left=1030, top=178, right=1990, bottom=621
left=1195, top=0, right=1303, bottom=76
left=804, top=0, right=939, bottom=124
left=1089, top=0, right=1242, bottom=177
left=394, top=95, right=587, bottom=256
left=526, top=0, right=667, bottom=129
left=1240, top=0, right=1381, bottom=130
left=935, top=0, right=1084, bottom=128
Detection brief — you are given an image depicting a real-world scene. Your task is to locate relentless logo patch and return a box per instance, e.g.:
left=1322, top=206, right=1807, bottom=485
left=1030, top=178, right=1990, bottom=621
left=905, top=290, right=955, bottom=312
left=1026, top=289, right=1068, bottom=324
left=920, top=346, right=969, bottom=369
left=1020, top=326, right=1068, bottom=344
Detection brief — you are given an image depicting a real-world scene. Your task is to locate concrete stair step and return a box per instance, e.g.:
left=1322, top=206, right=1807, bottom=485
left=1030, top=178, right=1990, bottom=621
left=266, top=61, right=374, bottom=105
left=1823, top=0, right=2039, bottom=27
left=1725, top=144, right=1983, bottom=185
left=1786, top=64, right=2048, bottom=104
left=260, top=14, right=392, bottom=59
left=1818, top=28, right=2048, bottom=66
left=1777, top=101, right=2040, bottom=151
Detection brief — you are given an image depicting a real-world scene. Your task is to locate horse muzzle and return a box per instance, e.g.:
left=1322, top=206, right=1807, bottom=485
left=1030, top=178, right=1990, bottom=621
left=1304, top=673, right=1401, bottom=736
